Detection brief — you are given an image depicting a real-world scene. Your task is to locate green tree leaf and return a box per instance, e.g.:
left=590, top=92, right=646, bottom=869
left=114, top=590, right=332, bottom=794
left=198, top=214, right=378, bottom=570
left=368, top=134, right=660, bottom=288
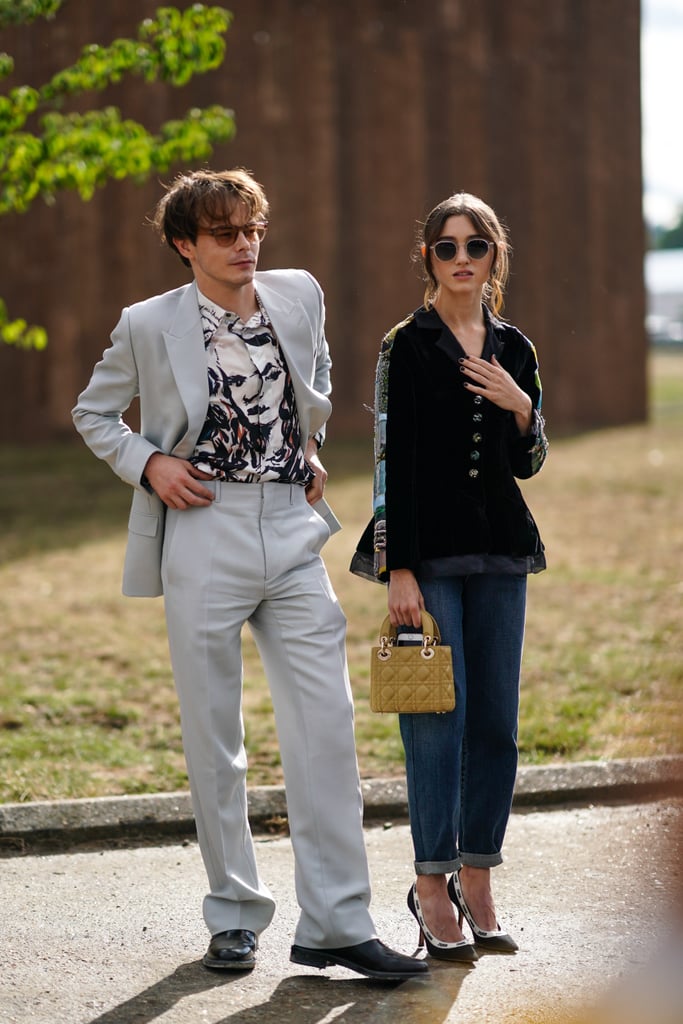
left=0, top=0, right=63, bottom=28
left=0, top=4, right=235, bottom=347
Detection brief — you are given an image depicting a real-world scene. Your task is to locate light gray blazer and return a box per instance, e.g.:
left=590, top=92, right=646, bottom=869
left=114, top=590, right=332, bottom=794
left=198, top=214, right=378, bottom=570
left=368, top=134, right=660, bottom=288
left=73, top=269, right=335, bottom=597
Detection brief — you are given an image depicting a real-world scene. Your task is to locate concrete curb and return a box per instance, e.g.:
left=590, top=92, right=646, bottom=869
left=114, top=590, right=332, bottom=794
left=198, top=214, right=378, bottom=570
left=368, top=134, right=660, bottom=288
left=0, top=755, right=681, bottom=852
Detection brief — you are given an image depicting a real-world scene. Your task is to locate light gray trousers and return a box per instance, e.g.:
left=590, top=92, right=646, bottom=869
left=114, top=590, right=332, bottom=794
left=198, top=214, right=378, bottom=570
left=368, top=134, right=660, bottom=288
left=161, top=480, right=375, bottom=948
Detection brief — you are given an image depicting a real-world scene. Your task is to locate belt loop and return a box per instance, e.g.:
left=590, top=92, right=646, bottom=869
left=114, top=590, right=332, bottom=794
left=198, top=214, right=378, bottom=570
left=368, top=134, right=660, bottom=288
left=214, top=480, right=221, bottom=503
left=289, top=483, right=294, bottom=506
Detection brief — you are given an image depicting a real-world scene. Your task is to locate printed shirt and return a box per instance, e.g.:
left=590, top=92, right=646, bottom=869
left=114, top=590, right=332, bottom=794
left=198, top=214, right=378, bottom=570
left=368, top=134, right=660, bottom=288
left=189, top=288, right=313, bottom=485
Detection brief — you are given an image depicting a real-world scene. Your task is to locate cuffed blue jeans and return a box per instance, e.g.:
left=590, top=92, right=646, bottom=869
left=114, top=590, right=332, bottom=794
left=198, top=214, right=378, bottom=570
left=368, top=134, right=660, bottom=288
left=399, top=573, right=527, bottom=874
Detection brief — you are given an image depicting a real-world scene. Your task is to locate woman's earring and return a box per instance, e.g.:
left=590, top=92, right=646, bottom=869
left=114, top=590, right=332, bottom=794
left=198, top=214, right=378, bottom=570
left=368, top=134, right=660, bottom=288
left=420, top=243, right=426, bottom=257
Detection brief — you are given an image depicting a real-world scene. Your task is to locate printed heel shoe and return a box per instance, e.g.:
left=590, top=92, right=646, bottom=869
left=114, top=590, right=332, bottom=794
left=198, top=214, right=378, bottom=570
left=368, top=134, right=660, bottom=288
left=407, top=884, right=478, bottom=963
left=447, top=872, right=518, bottom=952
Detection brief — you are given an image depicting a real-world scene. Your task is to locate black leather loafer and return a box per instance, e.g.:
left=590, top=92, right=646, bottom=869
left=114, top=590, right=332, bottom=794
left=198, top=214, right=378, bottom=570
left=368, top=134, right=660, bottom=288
left=290, top=938, right=429, bottom=980
left=203, top=929, right=258, bottom=970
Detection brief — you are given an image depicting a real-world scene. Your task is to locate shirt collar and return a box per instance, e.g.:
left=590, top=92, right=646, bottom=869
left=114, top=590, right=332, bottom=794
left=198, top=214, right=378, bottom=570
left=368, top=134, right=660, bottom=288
left=196, top=286, right=269, bottom=325
left=415, top=303, right=506, bottom=357
left=196, top=286, right=229, bottom=322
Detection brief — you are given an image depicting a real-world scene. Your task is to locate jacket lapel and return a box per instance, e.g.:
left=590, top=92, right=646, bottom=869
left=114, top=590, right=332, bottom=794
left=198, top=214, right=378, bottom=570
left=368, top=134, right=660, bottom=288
left=255, top=278, right=310, bottom=377
left=162, top=283, right=210, bottom=457
left=255, top=276, right=320, bottom=440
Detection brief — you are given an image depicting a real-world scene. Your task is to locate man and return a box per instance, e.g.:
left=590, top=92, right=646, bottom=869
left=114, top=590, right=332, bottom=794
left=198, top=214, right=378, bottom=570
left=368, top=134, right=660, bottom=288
left=73, top=168, right=427, bottom=981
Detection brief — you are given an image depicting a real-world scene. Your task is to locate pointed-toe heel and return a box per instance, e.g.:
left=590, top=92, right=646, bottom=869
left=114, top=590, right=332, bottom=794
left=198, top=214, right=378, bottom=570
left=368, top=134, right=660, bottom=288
left=447, top=872, right=518, bottom=953
left=407, top=884, right=478, bottom=963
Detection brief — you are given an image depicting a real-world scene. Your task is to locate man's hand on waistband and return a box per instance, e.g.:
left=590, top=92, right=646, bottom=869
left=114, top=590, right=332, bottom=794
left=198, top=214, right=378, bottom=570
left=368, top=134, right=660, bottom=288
left=304, top=438, right=327, bottom=505
left=143, top=453, right=215, bottom=510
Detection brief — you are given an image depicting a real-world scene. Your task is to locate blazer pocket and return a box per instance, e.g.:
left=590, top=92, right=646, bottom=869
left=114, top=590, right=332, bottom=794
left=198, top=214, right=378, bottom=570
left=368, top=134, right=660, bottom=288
left=128, top=509, right=160, bottom=538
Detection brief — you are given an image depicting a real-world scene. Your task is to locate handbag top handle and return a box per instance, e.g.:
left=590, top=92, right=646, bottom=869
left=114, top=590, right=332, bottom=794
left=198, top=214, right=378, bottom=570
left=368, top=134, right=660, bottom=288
left=378, top=610, right=441, bottom=646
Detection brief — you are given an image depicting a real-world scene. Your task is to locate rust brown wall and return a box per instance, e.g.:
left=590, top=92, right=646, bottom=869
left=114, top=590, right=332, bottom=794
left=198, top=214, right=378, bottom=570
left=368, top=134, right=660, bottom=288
left=0, top=0, right=646, bottom=443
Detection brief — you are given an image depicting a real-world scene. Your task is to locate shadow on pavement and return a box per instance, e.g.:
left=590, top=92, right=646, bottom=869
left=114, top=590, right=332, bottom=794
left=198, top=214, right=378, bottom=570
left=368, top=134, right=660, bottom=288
left=84, top=960, right=231, bottom=1024
left=84, top=959, right=471, bottom=1024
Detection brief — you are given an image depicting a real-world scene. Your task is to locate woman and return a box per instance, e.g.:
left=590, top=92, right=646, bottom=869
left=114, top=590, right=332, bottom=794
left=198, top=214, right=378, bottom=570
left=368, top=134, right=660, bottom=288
left=352, top=192, right=548, bottom=961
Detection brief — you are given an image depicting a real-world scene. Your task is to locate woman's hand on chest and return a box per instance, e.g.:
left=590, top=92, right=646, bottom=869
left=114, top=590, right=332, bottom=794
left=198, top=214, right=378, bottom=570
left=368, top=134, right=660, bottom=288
left=459, top=354, right=533, bottom=434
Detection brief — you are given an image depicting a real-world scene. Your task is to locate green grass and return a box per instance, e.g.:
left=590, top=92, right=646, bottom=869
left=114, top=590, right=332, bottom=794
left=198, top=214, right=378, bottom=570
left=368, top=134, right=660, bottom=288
left=1, top=352, right=682, bottom=803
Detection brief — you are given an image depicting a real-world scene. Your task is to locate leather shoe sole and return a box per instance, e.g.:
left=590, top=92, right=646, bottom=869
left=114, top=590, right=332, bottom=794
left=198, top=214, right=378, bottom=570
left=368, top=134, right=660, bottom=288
left=290, top=938, right=429, bottom=980
left=203, top=929, right=258, bottom=971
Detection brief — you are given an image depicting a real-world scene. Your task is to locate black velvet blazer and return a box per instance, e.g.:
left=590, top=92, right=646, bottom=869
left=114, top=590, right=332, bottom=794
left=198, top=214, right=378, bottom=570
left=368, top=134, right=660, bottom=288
left=352, top=305, right=548, bottom=582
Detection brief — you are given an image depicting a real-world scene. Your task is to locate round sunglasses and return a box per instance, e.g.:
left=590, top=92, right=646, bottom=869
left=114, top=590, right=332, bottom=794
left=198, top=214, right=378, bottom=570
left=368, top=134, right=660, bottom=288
left=430, top=238, right=493, bottom=262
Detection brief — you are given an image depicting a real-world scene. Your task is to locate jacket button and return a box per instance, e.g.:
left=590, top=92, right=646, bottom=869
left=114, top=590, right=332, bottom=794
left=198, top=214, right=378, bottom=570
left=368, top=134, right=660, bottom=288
left=472, top=432, right=482, bottom=443
left=473, top=395, right=483, bottom=405
left=469, top=468, right=479, bottom=478
left=473, top=412, right=483, bottom=422
left=470, top=450, right=480, bottom=461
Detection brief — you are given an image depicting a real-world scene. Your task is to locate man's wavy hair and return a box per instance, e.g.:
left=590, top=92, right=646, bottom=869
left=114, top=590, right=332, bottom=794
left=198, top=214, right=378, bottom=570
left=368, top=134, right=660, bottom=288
left=152, top=168, right=269, bottom=267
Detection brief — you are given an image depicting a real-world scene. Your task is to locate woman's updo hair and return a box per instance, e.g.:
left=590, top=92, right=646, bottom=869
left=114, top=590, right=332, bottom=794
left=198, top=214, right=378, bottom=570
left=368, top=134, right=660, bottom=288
left=416, top=192, right=510, bottom=316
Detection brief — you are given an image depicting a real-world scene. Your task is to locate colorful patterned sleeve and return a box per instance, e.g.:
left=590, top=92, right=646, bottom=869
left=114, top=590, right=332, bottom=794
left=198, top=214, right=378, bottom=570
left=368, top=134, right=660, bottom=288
left=508, top=336, right=549, bottom=479
left=372, top=315, right=413, bottom=580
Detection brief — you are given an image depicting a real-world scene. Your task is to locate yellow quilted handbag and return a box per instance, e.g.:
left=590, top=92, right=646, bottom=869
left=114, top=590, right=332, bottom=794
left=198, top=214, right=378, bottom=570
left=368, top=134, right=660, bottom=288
left=369, top=611, right=455, bottom=714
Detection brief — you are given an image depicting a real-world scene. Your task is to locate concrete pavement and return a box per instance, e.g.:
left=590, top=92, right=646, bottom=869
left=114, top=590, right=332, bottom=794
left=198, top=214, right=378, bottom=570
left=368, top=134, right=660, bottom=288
left=1, top=759, right=682, bottom=1024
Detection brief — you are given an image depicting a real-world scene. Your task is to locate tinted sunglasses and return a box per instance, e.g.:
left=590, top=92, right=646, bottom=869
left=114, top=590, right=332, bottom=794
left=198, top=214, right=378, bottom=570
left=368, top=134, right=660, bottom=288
left=199, top=222, right=268, bottom=246
left=430, top=238, right=493, bottom=262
